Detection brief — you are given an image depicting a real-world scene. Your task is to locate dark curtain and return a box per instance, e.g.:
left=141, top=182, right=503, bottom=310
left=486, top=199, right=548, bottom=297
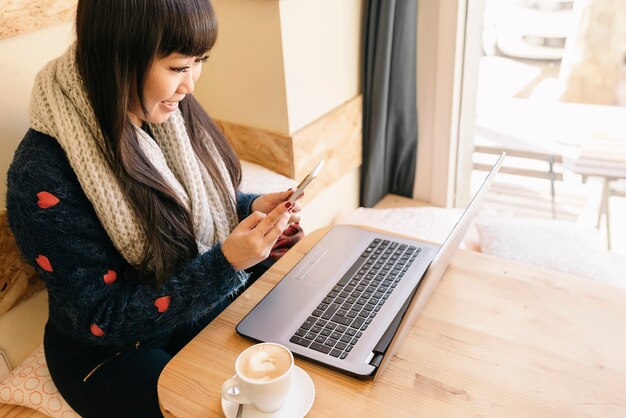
left=361, top=0, right=418, bottom=207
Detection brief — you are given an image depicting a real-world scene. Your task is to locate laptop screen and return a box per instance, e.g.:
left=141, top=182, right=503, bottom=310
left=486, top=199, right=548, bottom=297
left=373, top=152, right=505, bottom=379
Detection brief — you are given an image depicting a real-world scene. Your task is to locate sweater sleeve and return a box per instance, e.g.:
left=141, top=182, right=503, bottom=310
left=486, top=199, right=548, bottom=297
left=236, top=191, right=259, bottom=220
left=6, top=130, right=248, bottom=346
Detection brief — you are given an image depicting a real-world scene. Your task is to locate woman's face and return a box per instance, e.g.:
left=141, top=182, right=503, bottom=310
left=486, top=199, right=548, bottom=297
left=129, top=53, right=208, bottom=126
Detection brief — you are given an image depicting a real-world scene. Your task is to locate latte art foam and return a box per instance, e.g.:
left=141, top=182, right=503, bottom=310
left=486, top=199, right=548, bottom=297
left=238, top=345, right=291, bottom=381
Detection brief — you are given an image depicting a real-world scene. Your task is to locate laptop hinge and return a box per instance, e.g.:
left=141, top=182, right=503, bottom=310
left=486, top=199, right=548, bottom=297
left=369, top=352, right=384, bottom=368
left=369, top=284, right=420, bottom=369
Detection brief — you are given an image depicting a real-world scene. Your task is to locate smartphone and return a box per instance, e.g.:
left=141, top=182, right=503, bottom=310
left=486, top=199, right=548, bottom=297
left=288, top=160, right=324, bottom=202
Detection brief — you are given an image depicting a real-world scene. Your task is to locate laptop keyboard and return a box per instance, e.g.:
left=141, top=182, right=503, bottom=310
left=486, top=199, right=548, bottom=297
left=289, top=238, right=420, bottom=359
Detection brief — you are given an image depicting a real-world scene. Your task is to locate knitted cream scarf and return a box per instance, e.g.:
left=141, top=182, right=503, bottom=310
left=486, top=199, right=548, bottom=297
left=30, top=45, right=238, bottom=267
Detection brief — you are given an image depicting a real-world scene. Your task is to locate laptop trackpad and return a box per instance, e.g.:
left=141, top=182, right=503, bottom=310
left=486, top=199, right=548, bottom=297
left=292, top=248, right=330, bottom=286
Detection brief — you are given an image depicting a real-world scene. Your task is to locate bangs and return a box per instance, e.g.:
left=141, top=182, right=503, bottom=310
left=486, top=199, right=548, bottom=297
left=158, top=0, right=217, bottom=57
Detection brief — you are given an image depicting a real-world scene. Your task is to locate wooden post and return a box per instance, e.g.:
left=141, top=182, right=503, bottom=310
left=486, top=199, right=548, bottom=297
left=559, top=0, right=626, bottom=105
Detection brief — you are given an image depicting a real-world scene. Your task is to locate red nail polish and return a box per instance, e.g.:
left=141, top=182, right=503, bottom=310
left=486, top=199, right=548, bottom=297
left=285, top=201, right=293, bottom=209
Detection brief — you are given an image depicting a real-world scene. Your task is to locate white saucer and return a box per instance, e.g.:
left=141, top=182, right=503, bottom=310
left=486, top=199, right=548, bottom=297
left=221, top=366, right=315, bottom=418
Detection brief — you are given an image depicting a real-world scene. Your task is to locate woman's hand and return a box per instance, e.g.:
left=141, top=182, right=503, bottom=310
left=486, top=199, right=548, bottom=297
left=221, top=201, right=293, bottom=270
left=251, top=188, right=302, bottom=224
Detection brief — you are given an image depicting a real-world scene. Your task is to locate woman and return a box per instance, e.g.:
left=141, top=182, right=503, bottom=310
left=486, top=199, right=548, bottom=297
left=6, top=1, right=301, bottom=416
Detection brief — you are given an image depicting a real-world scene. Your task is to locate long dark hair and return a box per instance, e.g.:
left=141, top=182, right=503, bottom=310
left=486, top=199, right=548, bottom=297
left=75, top=0, right=241, bottom=286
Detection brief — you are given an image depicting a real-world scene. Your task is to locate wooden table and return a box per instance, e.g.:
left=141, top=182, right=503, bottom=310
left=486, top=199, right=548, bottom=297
left=573, top=135, right=626, bottom=248
left=158, top=227, right=626, bottom=417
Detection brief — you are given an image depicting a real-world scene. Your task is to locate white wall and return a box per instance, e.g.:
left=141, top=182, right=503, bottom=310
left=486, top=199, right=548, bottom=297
left=279, top=0, right=364, bottom=227
left=197, top=0, right=364, bottom=135
left=0, top=22, right=74, bottom=202
left=197, top=0, right=290, bottom=133
left=279, top=0, right=363, bottom=133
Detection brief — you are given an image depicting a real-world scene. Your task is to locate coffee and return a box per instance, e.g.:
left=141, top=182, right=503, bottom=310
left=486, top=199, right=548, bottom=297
left=238, top=344, right=292, bottom=382
left=223, top=343, right=295, bottom=412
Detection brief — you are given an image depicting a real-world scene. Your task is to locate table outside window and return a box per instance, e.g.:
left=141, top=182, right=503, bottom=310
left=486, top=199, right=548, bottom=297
left=572, top=135, right=626, bottom=249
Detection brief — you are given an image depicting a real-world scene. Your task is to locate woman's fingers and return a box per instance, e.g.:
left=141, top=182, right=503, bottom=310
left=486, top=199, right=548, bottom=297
left=280, top=188, right=295, bottom=201
left=256, top=201, right=291, bottom=239
left=222, top=202, right=292, bottom=271
left=291, top=200, right=303, bottom=213
left=236, top=210, right=266, bottom=231
left=264, top=213, right=291, bottom=246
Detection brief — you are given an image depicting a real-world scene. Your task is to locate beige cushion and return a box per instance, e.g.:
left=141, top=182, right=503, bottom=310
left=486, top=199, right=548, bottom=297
left=239, top=160, right=297, bottom=195
left=475, top=218, right=626, bottom=288
left=0, top=345, right=78, bottom=418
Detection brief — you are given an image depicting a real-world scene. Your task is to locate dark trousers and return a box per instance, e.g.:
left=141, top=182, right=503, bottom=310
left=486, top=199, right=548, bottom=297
left=44, top=261, right=273, bottom=418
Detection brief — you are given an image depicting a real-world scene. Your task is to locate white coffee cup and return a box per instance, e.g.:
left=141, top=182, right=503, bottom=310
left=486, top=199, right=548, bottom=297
left=221, top=342, right=294, bottom=413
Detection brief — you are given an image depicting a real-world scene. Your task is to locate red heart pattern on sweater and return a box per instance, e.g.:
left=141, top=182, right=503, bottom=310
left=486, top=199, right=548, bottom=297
left=103, top=270, right=117, bottom=285
left=36, top=191, right=60, bottom=209
left=90, top=323, right=105, bottom=337
left=154, top=296, right=171, bottom=313
left=35, top=255, right=53, bottom=272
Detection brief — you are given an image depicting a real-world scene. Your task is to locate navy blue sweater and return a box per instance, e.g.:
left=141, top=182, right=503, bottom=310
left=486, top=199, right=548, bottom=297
left=6, top=129, right=258, bottom=347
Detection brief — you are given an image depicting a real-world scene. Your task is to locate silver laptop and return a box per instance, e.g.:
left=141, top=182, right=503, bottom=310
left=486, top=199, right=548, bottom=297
left=237, top=153, right=504, bottom=378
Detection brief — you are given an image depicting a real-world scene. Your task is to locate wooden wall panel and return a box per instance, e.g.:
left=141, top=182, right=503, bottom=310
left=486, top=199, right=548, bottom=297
left=217, top=95, right=363, bottom=203
left=215, top=120, right=294, bottom=178
left=292, top=96, right=362, bottom=201
left=0, top=0, right=77, bottom=40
